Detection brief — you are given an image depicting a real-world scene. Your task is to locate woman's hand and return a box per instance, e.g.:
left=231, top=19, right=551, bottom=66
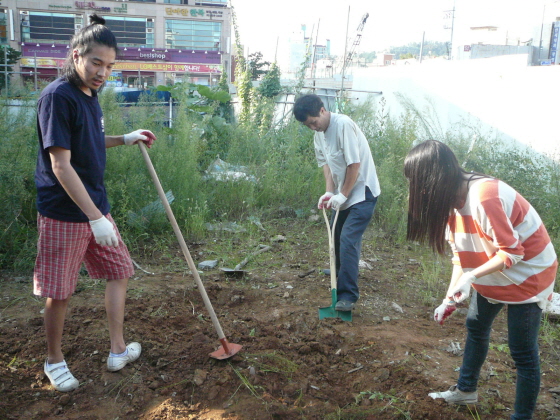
left=449, top=272, right=477, bottom=303
left=434, top=299, right=457, bottom=325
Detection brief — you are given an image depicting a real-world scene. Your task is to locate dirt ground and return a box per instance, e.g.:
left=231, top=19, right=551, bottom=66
left=1, top=218, right=560, bottom=420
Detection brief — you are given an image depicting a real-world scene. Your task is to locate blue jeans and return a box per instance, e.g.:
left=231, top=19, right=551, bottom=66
left=457, top=291, right=542, bottom=420
left=331, top=187, right=377, bottom=303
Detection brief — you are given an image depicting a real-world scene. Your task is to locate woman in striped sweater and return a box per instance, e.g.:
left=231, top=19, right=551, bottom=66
left=404, top=140, right=557, bottom=420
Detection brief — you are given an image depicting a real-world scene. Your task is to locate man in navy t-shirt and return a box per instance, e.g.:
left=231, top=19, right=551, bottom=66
left=34, top=14, right=156, bottom=392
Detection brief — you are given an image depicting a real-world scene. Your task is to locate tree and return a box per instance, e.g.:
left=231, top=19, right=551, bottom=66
left=216, top=70, right=234, bottom=122
left=389, top=41, right=449, bottom=59
left=359, top=41, right=449, bottom=62
left=247, top=51, right=270, bottom=80
left=0, top=46, right=21, bottom=93
left=257, top=62, right=281, bottom=98
left=358, top=51, right=377, bottom=63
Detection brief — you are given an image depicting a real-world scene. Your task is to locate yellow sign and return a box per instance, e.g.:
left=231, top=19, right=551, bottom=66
left=21, top=58, right=64, bottom=68
left=112, top=62, right=222, bottom=73
left=165, top=7, right=204, bottom=17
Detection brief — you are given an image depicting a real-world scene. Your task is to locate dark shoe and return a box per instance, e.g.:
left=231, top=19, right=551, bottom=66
left=335, top=300, right=355, bottom=311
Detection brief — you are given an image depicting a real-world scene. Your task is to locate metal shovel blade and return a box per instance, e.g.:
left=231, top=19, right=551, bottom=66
left=219, top=267, right=246, bottom=277
left=318, top=305, right=353, bottom=322
left=209, top=338, right=243, bottom=360
left=318, top=290, right=353, bottom=321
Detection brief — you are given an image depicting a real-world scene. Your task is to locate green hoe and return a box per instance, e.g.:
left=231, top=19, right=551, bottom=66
left=318, top=207, right=352, bottom=322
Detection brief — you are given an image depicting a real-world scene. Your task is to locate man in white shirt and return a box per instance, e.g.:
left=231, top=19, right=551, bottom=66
left=293, top=94, right=381, bottom=311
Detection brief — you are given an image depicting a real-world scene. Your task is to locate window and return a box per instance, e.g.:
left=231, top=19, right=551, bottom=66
left=165, top=0, right=189, bottom=3
left=165, top=19, right=221, bottom=50
left=128, top=0, right=156, bottom=2
left=104, top=17, right=154, bottom=48
left=21, top=12, right=83, bottom=43
left=195, top=0, right=228, bottom=6
left=0, top=9, right=7, bottom=44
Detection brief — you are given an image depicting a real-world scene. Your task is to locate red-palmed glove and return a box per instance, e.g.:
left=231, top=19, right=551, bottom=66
left=89, top=216, right=118, bottom=247
left=434, top=298, right=457, bottom=325
left=318, top=192, right=334, bottom=209
left=450, top=272, right=477, bottom=303
left=124, top=129, right=156, bottom=148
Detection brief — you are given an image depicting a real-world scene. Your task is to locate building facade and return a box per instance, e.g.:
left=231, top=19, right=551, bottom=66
left=0, top=0, right=232, bottom=88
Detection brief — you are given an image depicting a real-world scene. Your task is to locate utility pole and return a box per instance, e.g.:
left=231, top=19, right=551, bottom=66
left=539, top=3, right=547, bottom=61
left=340, top=7, right=350, bottom=97
left=444, top=0, right=456, bottom=60
left=419, top=31, right=425, bottom=63
left=312, top=19, right=320, bottom=80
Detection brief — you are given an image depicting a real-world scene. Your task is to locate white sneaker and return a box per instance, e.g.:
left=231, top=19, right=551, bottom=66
left=44, top=359, right=79, bottom=392
left=428, top=385, right=478, bottom=405
left=107, top=342, right=141, bottom=372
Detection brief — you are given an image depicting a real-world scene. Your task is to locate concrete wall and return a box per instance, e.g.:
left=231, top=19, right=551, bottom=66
left=351, top=55, right=560, bottom=157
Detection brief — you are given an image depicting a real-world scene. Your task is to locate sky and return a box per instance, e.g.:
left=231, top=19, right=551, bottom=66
left=231, top=0, right=555, bottom=69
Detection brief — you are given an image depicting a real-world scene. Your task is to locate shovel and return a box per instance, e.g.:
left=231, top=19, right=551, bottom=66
left=318, top=207, right=352, bottom=322
left=220, top=244, right=271, bottom=277
left=138, top=142, right=242, bottom=360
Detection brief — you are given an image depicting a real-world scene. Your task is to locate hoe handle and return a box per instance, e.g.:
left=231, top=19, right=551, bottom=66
left=138, top=142, right=226, bottom=340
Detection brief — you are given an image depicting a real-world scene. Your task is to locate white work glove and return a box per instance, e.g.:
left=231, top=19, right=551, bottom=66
left=327, top=193, right=347, bottom=210
left=89, top=216, right=119, bottom=247
left=123, top=129, right=156, bottom=148
left=318, top=192, right=334, bottom=209
left=449, top=272, right=477, bottom=303
left=434, top=298, right=457, bottom=325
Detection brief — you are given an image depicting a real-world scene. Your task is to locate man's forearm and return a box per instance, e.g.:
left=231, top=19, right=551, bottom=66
left=322, top=164, right=335, bottom=192
left=105, top=135, right=125, bottom=148
left=50, top=147, right=102, bottom=220
left=53, top=165, right=102, bottom=220
left=340, top=162, right=360, bottom=197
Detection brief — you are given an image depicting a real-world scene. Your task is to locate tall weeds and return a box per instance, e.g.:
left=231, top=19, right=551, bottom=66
left=2, top=86, right=560, bottom=277
left=0, top=97, right=38, bottom=270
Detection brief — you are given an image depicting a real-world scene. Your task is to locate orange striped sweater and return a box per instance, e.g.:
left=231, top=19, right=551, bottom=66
left=447, top=178, right=557, bottom=309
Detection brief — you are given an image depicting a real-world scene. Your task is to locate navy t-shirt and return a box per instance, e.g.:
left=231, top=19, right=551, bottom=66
left=35, top=78, right=110, bottom=222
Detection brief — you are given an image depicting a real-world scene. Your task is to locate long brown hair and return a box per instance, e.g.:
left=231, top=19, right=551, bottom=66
left=61, top=14, right=118, bottom=90
left=404, top=140, right=484, bottom=254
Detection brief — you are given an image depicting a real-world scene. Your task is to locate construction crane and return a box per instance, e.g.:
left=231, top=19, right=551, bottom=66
left=341, top=13, right=369, bottom=72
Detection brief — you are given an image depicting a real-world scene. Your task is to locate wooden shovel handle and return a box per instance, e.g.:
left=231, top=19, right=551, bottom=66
left=322, top=207, right=339, bottom=290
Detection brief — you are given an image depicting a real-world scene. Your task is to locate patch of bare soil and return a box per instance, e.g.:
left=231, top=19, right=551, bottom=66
left=1, top=219, right=560, bottom=420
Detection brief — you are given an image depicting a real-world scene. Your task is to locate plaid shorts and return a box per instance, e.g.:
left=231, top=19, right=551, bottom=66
left=33, top=214, right=135, bottom=300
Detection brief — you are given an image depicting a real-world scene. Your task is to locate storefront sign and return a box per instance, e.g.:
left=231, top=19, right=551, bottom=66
left=107, top=71, right=123, bottom=87
left=22, top=44, right=223, bottom=67
left=113, top=61, right=222, bottom=73
left=49, top=5, right=72, bottom=9
left=165, top=7, right=224, bottom=18
left=23, top=44, right=221, bottom=64
left=21, top=57, right=65, bottom=68
left=206, top=10, right=224, bottom=18
left=75, top=2, right=110, bottom=13
left=120, top=48, right=221, bottom=65
left=166, top=7, right=204, bottom=17
left=23, top=45, right=68, bottom=59
left=21, top=57, right=221, bottom=73
left=113, top=3, right=127, bottom=13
